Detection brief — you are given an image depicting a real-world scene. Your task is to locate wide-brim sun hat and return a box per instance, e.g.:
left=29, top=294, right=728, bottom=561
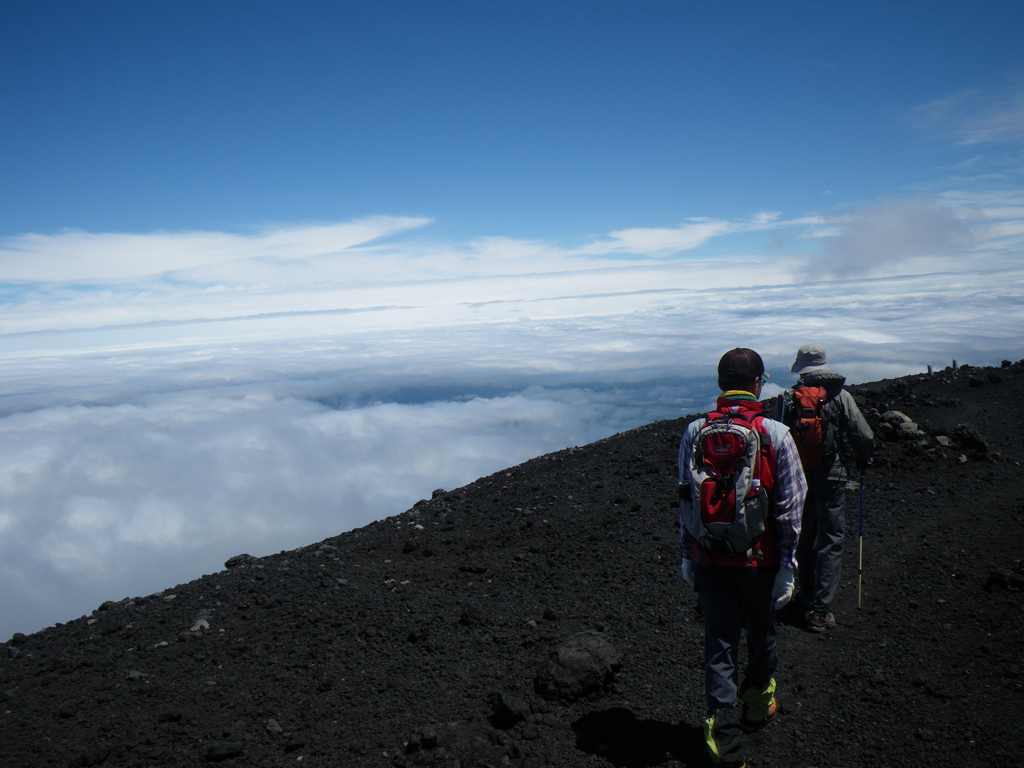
left=791, top=344, right=835, bottom=375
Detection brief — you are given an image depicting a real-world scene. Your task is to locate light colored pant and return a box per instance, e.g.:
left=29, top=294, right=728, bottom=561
left=797, top=475, right=846, bottom=613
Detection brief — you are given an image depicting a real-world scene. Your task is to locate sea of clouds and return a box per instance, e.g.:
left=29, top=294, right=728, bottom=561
left=0, top=196, right=1022, bottom=640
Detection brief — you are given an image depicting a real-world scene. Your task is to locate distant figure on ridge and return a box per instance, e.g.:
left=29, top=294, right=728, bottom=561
left=678, top=348, right=807, bottom=768
left=772, top=344, right=874, bottom=632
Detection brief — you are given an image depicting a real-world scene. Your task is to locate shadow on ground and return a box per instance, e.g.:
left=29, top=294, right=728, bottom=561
left=573, top=707, right=709, bottom=768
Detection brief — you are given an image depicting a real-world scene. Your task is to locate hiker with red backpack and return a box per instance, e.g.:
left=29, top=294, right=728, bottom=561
left=678, top=348, right=807, bottom=768
left=772, top=344, right=874, bottom=632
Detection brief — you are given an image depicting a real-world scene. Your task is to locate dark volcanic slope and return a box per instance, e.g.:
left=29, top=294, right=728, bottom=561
left=3, top=361, right=1024, bottom=768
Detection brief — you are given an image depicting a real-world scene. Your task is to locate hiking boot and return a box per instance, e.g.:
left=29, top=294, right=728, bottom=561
left=704, top=706, right=746, bottom=767
left=805, top=610, right=836, bottom=632
left=739, top=678, right=777, bottom=733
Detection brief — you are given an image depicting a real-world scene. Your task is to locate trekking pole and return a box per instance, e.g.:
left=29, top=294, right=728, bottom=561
left=857, top=468, right=865, bottom=608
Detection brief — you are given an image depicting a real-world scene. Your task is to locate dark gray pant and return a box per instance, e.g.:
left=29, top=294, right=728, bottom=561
left=695, top=564, right=778, bottom=712
left=797, top=475, right=846, bottom=613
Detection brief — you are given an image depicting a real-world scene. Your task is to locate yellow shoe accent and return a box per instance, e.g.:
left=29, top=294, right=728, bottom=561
left=704, top=715, right=722, bottom=762
left=739, top=677, right=777, bottom=732
left=704, top=712, right=746, bottom=766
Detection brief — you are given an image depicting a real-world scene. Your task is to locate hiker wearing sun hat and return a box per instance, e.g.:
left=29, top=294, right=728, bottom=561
left=772, top=344, right=874, bottom=632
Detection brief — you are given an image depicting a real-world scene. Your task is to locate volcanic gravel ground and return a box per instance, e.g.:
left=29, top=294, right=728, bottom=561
left=2, top=361, right=1024, bottom=768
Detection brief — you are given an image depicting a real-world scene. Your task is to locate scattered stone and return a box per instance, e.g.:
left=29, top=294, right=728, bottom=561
left=460, top=602, right=486, bottom=627
left=205, top=740, right=245, bottom=761
left=400, top=721, right=522, bottom=768
left=488, top=690, right=531, bottom=728
left=534, top=631, right=622, bottom=702
left=882, top=410, right=914, bottom=425
left=224, top=554, right=256, bottom=569
left=951, top=423, right=988, bottom=453
left=984, top=568, right=1024, bottom=593
left=898, top=421, right=924, bottom=439
left=406, top=625, right=429, bottom=643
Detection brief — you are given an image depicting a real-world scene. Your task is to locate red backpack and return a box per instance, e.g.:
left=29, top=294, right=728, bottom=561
left=786, top=386, right=834, bottom=472
left=681, top=406, right=777, bottom=557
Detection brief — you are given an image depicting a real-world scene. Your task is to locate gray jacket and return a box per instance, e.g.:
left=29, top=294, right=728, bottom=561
left=771, top=369, right=874, bottom=481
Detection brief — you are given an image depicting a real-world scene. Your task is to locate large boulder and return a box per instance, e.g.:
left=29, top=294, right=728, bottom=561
left=534, top=631, right=621, bottom=702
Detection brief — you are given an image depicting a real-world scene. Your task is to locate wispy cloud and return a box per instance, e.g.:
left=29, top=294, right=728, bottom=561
left=0, top=217, right=433, bottom=283
left=576, top=212, right=784, bottom=256
left=579, top=218, right=738, bottom=255
left=910, top=76, right=1024, bottom=146
left=0, top=186, right=1017, bottom=354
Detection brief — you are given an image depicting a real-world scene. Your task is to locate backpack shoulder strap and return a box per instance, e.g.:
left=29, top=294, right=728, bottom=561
left=753, top=414, right=772, bottom=448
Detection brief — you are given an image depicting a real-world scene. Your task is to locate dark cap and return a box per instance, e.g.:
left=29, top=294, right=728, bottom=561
left=718, top=347, right=767, bottom=389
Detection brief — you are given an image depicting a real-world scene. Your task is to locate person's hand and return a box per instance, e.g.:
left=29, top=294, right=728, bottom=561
left=680, top=559, right=696, bottom=588
left=856, top=457, right=873, bottom=471
left=772, top=567, right=795, bottom=609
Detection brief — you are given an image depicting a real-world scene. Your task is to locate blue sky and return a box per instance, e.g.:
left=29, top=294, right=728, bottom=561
left=4, top=2, right=1022, bottom=238
left=1, top=1, right=1023, bottom=639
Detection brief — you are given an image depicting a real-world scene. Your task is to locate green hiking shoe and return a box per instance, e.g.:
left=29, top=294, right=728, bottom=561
left=704, top=707, right=746, bottom=767
left=739, top=677, right=777, bottom=733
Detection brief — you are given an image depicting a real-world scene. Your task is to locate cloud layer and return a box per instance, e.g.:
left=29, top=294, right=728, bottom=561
left=1, top=192, right=1019, bottom=347
left=0, top=185, right=1022, bottom=639
left=1, top=262, right=1022, bottom=639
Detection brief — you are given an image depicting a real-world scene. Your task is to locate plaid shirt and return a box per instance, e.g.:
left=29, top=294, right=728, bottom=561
left=678, top=396, right=807, bottom=570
